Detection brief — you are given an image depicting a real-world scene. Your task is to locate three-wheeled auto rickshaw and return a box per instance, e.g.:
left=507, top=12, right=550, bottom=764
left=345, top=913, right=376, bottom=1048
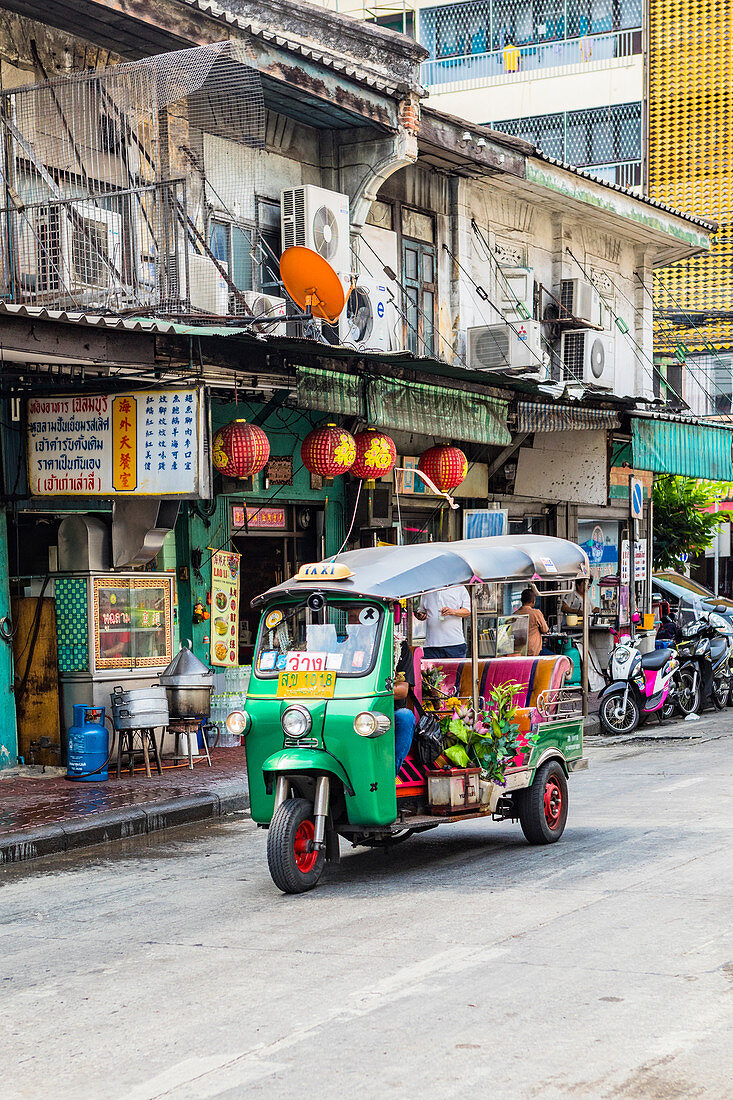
left=231, top=535, right=590, bottom=893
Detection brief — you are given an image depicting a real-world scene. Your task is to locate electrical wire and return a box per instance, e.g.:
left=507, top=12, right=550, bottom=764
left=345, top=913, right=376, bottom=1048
left=331, top=479, right=362, bottom=559
left=469, top=219, right=564, bottom=375
left=563, top=246, right=691, bottom=408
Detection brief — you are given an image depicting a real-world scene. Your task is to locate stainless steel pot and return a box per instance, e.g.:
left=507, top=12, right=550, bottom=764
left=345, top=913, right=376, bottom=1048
left=165, top=685, right=211, bottom=720
left=111, top=685, right=169, bottom=731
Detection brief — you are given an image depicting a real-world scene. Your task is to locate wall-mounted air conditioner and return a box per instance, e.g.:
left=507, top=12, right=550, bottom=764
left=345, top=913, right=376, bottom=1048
left=560, top=329, right=615, bottom=389
left=24, top=202, right=124, bottom=300
left=500, top=267, right=534, bottom=322
left=238, top=290, right=287, bottom=334
left=281, top=185, right=351, bottom=276
left=467, top=320, right=544, bottom=372
left=187, top=253, right=229, bottom=315
left=560, top=277, right=601, bottom=326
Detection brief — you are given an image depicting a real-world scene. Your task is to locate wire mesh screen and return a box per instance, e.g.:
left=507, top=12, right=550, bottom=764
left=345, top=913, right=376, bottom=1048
left=492, top=101, right=642, bottom=186
left=0, top=41, right=264, bottom=315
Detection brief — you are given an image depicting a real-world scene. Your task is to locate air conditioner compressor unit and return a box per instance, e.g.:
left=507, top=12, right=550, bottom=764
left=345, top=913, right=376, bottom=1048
left=560, top=277, right=601, bottom=325
left=560, top=329, right=615, bottom=389
left=238, top=290, right=287, bottom=334
left=466, top=320, right=544, bottom=372
left=281, top=185, right=351, bottom=276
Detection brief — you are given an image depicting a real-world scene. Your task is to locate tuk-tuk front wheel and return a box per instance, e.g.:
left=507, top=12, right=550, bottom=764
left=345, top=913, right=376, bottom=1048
left=517, top=760, right=568, bottom=845
left=267, top=797, right=326, bottom=893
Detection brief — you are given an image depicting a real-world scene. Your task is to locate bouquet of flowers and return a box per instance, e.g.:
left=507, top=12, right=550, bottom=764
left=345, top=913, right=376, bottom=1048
left=438, top=680, right=534, bottom=785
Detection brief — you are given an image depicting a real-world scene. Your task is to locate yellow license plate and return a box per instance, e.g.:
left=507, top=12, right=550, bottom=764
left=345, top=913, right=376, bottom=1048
left=277, top=670, right=336, bottom=698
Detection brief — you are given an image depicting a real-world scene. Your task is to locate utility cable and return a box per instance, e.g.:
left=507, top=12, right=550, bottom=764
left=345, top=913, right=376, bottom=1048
left=564, top=246, right=689, bottom=408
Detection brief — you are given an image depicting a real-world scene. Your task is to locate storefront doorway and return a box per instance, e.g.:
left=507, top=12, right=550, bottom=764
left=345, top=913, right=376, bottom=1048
left=231, top=503, right=319, bottom=661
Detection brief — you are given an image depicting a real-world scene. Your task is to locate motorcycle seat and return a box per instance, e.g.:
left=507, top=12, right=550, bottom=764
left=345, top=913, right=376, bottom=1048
left=640, top=648, right=673, bottom=671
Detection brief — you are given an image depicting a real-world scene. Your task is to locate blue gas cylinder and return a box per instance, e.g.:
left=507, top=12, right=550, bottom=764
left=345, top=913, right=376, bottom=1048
left=66, top=705, right=109, bottom=782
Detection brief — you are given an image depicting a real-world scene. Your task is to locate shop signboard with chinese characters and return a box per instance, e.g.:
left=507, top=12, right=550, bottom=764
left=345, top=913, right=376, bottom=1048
left=26, top=389, right=209, bottom=497
left=210, top=550, right=241, bottom=667
left=231, top=504, right=288, bottom=531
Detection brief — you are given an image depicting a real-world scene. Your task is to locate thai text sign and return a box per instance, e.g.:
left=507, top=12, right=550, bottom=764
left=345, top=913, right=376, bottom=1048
left=27, top=389, right=208, bottom=497
left=210, top=550, right=240, bottom=668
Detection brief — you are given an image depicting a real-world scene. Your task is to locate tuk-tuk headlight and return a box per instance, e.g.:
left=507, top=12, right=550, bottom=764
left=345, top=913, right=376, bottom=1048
left=281, top=705, right=312, bottom=739
left=226, top=710, right=250, bottom=736
left=354, top=711, right=391, bottom=738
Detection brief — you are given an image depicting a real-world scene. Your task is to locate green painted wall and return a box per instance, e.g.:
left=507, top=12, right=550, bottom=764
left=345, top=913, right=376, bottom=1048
left=177, top=401, right=347, bottom=666
left=0, top=508, right=17, bottom=769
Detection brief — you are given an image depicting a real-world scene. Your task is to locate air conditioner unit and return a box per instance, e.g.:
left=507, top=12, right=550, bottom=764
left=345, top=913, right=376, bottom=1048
left=343, top=281, right=396, bottom=352
left=466, top=320, right=544, bottom=372
left=238, top=290, right=287, bottom=334
left=561, top=329, right=615, bottom=389
left=560, top=277, right=601, bottom=325
left=281, top=185, right=351, bottom=275
left=24, top=202, right=124, bottom=301
left=187, top=253, right=228, bottom=315
left=500, top=267, right=534, bottom=322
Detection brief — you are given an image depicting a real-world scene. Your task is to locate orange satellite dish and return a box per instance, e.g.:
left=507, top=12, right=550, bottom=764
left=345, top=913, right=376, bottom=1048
left=279, top=246, right=347, bottom=324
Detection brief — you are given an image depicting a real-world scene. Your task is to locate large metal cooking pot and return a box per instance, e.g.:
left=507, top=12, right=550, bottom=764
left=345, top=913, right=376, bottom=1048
left=159, top=645, right=214, bottom=720
left=111, top=685, right=169, bottom=731
left=165, top=685, right=212, bottom=720
left=159, top=646, right=214, bottom=688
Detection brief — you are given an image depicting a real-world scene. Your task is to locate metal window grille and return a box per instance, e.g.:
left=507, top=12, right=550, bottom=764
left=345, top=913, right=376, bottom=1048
left=0, top=41, right=264, bottom=316
left=491, top=101, right=641, bottom=183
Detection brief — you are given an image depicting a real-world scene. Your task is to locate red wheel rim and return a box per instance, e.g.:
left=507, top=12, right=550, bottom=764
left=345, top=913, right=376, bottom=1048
left=543, top=777, right=563, bottom=829
left=293, top=819, right=318, bottom=874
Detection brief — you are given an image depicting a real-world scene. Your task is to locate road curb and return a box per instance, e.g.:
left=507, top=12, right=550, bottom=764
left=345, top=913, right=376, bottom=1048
left=0, top=785, right=251, bottom=866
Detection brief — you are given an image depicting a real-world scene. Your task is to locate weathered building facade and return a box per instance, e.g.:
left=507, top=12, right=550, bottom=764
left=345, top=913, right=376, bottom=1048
left=0, top=0, right=720, bottom=766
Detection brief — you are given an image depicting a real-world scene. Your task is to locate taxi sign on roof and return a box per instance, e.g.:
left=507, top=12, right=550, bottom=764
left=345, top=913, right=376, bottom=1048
left=295, top=562, right=353, bottom=581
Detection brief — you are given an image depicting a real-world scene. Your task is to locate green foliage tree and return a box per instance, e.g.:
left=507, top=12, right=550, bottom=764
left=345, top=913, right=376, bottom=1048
left=652, top=476, right=731, bottom=569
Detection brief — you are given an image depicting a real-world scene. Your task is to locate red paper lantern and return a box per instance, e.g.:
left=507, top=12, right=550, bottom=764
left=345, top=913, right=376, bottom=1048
left=301, top=424, right=356, bottom=479
left=212, top=420, right=270, bottom=479
left=418, top=444, right=468, bottom=492
left=351, top=428, right=397, bottom=481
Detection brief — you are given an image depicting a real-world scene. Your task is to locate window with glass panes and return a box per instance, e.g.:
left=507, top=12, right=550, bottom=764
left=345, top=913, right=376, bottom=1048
left=402, top=209, right=436, bottom=356
left=208, top=219, right=254, bottom=296
left=256, top=198, right=282, bottom=296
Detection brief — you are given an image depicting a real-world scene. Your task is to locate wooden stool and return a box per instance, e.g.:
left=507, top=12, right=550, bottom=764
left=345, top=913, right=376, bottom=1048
left=116, top=727, right=162, bottom=778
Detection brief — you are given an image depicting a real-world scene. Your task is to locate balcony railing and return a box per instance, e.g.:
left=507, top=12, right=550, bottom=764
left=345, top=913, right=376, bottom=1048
left=422, top=27, right=641, bottom=88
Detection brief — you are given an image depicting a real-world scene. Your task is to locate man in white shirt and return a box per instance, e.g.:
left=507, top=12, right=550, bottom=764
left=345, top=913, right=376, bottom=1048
left=415, top=585, right=471, bottom=658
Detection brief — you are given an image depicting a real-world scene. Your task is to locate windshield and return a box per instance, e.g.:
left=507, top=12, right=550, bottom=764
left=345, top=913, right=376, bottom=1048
left=255, top=600, right=384, bottom=678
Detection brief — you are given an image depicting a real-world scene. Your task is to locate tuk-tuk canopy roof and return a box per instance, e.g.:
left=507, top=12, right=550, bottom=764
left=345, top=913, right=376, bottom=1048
left=252, top=535, right=589, bottom=607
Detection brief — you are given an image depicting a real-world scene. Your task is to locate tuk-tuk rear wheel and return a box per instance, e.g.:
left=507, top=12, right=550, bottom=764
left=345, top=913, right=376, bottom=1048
left=517, top=759, right=568, bottom=845
left=267, top=797, right=326, bottom=894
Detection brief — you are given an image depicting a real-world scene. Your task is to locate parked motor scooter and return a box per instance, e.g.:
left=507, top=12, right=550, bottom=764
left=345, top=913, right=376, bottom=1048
left=674, top=611, right=733, bottom=713
left=598, top=638, right=679, bottom=735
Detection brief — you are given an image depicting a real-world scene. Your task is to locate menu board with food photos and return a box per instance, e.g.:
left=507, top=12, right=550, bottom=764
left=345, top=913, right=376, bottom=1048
left=210, top=550, right=240, bottom=667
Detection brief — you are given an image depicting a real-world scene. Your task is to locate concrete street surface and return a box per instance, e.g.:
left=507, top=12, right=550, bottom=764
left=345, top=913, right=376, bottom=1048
left=2, top=714, right=732, bottom=1099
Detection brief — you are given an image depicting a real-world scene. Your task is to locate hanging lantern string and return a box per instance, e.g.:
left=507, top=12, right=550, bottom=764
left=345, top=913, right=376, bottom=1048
left=196, top=461, right=306, bottom=574
left=331, top=478, right=363, bottom=560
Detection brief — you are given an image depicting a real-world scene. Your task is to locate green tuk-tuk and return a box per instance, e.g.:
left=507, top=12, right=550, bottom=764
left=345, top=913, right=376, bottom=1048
left=231, top=535, right=590, bottom=893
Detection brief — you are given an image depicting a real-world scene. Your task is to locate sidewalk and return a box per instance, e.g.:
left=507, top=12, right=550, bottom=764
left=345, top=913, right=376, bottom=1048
left=0, top=748, right=250, bottom=865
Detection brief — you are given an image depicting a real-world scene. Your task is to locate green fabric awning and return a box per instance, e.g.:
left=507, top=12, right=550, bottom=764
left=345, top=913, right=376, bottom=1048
left=296, top=366, right=511, bottom=446
left=632, top=417, right=733, bottom=480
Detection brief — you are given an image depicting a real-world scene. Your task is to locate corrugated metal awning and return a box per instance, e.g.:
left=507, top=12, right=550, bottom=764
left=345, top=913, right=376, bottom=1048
left=517, top=401, right=621, bottom=433
left=632, top=417, right=733, bottom=480
left=296, top=365, right=511, bottom=446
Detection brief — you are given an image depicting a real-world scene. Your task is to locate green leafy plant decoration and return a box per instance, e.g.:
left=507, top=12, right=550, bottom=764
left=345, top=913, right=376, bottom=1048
left=440, top=680, right=535, bottom=784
